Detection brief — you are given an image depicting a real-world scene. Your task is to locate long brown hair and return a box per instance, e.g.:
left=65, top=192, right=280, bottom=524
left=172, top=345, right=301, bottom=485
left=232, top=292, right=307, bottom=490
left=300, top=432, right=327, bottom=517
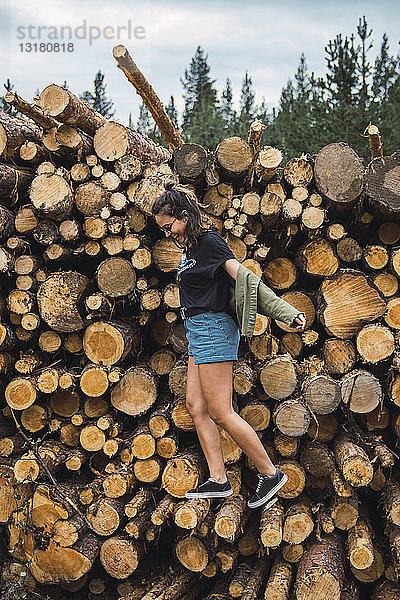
left=152, top=183, right=210, bottom=248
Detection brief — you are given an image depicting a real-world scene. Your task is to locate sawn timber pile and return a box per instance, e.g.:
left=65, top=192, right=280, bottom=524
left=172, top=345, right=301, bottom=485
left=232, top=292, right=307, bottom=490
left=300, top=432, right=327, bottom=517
left=0, top=87, right=399, bottom=600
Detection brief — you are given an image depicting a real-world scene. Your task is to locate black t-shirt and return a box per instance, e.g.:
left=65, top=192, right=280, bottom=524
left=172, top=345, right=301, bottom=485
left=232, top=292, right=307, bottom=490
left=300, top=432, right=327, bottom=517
left=177, top=230, right=236, bottom=311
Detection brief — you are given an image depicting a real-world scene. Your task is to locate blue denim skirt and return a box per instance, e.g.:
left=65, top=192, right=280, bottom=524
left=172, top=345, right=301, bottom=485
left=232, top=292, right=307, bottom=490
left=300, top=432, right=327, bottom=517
left=184, top=311, right=241, bottom=365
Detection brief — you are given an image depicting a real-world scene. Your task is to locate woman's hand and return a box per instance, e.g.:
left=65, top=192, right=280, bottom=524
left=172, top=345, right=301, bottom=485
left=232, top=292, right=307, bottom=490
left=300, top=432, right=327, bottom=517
left=293, top=312, right=306, bottom=330
left=223, top=263, right=306, bottom=332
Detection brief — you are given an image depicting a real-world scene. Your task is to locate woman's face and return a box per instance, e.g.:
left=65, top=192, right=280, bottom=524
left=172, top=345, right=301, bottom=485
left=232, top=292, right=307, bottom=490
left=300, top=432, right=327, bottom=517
left=155, top=213, right=187, bottom=245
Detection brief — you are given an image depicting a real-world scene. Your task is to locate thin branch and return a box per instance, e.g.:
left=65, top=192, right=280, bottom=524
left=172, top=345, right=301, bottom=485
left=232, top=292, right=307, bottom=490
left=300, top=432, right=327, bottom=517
left=10, top=408, right=92, bottom=528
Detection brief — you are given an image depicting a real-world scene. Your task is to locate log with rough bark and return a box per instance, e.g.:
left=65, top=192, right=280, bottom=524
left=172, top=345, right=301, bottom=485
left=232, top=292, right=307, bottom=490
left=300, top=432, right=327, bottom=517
left=215, top=136, right=253, bottom=181
left=0, top=109, right=42, bottom=160
left=240, top=556, right=269, bottom=600
left=94, top=121, right=171, bottom=165
left=110, top=365, right=157, bottom=416
left=282, top=495, right=314, bottom=544
left=301, top=374, right=341, bottom=415
left=340, top=369, right=382, bottom=413
left=384, top=482, right=400, bottom=527
left=4, top=91, right=59, bottom=130
left=295, top=533, right=344, bottom=600
left=366, top=150, right=400, bottom=215
left=113, top=45, right=183, bottom=150
left=173, top=143, right=208, bottom=184
left=30, top=172, right=74, bottom=220
left=175, top=531, right=217, bottom=572
left=314, top=143, right=364, bottom=208
left=56, top=123, right=94, bottom=157
left=317, top=269, right=386, bottom=338
left=38, top=84, right=107, bottom=136
left=347, top=516, right=375, bottom=570
left=162, top=450, right=206, bottom=498
left=273, top=399, right=311, bottom=437
left=255, top=146, right=282, bottom=184
left=37, top=271, right=90, bottom=332
left=83, top=320, right=140, bottom=365
left=264, top=556, right=293, bottom=600
left=365, top=123, right=383, bottom=159
left=333, top=435, right=374, bottom=487
left=372, top=580, right=400, bottom=600
left=0, top=163, right=33, bottom=202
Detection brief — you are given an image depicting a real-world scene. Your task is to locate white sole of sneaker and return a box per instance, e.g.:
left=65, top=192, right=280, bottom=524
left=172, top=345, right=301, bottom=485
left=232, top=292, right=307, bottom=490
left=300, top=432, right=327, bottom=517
left=185, top=489, right=234, bottom=499
left=247, top=474, right=288, bottom=509
left=262, top=496, right=279, bottom=510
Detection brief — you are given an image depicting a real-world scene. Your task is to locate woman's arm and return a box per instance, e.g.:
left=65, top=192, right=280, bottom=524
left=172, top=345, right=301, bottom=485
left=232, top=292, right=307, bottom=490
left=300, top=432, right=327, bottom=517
left=222, top=259, right=306, bottom=331
left=223, top=258, right=240, bottom=281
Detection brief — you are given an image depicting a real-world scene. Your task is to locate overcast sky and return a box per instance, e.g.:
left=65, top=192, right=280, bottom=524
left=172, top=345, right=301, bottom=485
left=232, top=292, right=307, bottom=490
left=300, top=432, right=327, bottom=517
left=1, top=0, right=399, bottom=125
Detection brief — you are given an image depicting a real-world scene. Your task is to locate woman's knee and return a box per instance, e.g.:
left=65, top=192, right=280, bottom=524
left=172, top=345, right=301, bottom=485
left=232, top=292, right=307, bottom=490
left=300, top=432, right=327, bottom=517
left=208, top=408, right=234, bottom=427
left=185, top=395, right=208, bottom=419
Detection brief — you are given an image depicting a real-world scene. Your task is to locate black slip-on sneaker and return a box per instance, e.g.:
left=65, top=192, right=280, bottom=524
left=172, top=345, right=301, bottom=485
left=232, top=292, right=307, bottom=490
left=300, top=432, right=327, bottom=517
left=247, top=468, right=288, bottom=509
left=185, top=478, right=233, bottom=499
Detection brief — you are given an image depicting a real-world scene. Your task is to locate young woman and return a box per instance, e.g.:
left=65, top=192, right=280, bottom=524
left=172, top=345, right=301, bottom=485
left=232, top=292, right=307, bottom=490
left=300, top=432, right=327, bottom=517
left=152, top=184, right=306, bottom=509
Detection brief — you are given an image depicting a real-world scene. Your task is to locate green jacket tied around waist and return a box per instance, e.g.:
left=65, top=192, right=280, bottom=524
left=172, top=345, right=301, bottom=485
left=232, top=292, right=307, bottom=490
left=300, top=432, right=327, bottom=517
left=227, top=263, right=301, bottom=337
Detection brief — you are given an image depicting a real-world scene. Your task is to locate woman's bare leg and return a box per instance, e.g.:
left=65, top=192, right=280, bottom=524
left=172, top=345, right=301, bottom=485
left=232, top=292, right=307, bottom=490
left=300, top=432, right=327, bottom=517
left=198, top=361, right=276, bottom=476
left=186, top=355, right=227, bottom=482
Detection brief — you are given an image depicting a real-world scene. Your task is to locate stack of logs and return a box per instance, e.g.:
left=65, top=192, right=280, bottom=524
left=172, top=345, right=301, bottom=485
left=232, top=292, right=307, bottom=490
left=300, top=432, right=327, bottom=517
left=0, top=85, right=400, bottom=600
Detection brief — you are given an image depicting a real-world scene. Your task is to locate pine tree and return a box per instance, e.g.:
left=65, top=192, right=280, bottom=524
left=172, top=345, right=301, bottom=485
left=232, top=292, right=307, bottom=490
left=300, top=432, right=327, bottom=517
left=181, top=47, right=216, bottom=129
left=293, top=54, right=314, bottom=149
left=268, top=54, right=317, bottom=157
left=322, top=33, right=361, bottom=150
left=372, top=33, right=397, bottom=104
left=269, top=78, right=294, bottom=155
left=166, top=95, right=179, bottom=129
left=356, top=16, right=373, bottom=114
left=256, top=97, right=270, bottom=134
left=186, top=97, right=221, bottom=150
left=135, top=101, right=162, bottom=145
left=80, top=70, right=115, bottom=118
left=136, top=102, right=153, bottom=135
left=325, top=34, right=358, bottom=107
left=180, top=46, right=221, bottom=149
left=370, top=33, right=399, bottom=153
left=135, top=101, right=168, bottom=146
left=380, top=67, right=400, bottom=155
left=308, top=72, right=329, bottom=149
left=128, top=97, right=178, bottom=144
left=321, top=23, right=379, bottom=156
left=386, top=72, right=400, bottom=145
left=221, top=78, right=235, bottom=134
left=236, top=71, right=256, bottom=138
left=0, top=79, right=20, bottom=116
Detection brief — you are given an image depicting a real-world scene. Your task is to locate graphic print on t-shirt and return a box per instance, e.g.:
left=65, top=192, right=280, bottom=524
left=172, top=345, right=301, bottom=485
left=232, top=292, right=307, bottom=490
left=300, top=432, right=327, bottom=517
left=177, top=251, right=196, bottom=281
